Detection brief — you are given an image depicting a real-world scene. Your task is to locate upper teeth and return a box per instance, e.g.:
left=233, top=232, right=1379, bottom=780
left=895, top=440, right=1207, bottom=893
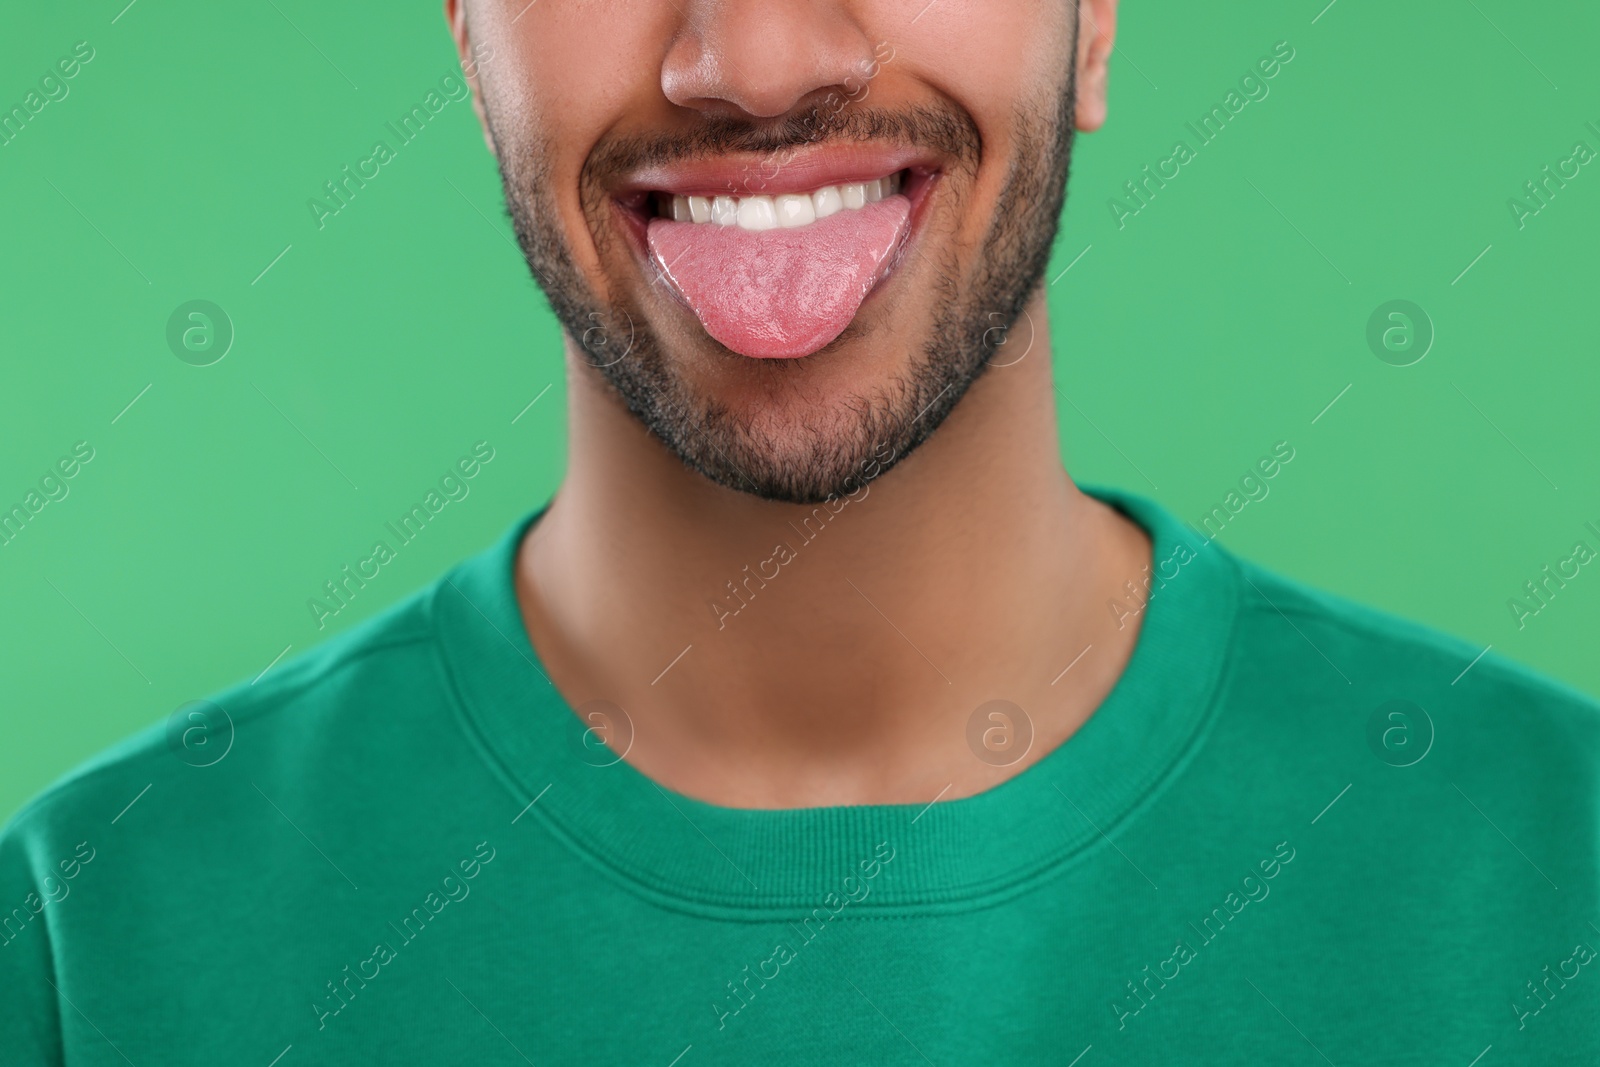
left=665, top=174, right=904, bottom=231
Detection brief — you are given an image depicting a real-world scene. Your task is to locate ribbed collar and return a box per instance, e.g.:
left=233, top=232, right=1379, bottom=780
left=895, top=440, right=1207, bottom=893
left=432, top=487, right=1240, bottom=918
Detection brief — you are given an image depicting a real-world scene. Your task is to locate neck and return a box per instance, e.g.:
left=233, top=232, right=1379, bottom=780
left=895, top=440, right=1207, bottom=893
left=515, top=291, right=1152, bottom=807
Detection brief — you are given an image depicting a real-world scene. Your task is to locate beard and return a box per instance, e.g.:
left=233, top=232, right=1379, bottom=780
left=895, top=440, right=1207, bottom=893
left=487, top=64, right=1076, bottom=505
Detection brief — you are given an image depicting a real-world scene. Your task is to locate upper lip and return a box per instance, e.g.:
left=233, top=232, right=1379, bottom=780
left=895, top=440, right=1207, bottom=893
left=616, top=142, right=938, bottom=199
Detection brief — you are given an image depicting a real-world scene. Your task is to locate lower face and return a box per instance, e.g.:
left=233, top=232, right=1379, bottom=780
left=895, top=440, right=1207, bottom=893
left=477, top=2, right=1079, bottom=504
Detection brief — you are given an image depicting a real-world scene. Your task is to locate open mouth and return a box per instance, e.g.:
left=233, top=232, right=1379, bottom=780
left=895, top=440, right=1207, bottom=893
left=615, top=161, right=939, bottom=360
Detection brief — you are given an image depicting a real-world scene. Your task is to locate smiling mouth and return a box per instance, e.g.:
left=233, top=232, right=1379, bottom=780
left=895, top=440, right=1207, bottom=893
left=617, top=164, right=937, bottom=360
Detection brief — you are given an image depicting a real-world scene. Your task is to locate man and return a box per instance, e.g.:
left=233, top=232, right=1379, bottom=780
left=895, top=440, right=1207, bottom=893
left=4, top=1, right=1597, bottom=1062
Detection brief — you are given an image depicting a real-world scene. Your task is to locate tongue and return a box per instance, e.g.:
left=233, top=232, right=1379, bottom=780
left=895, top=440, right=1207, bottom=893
left=647, top=197, right=911, bottom=359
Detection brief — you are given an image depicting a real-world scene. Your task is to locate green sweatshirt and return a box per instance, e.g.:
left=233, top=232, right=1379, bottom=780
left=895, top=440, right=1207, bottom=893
left=3, top=490, right=1597, bottom=1065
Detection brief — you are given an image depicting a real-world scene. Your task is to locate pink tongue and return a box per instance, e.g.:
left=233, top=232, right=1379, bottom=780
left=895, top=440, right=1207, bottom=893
left=647, top=198, right=911, bottom=359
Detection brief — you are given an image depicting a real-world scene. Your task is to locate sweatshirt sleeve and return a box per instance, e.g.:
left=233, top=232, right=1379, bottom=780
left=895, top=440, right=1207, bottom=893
left=0, top=813, right=67, bottom=1066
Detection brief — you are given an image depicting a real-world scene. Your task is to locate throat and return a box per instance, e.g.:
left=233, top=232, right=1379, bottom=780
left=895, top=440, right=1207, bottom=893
left=512, top=400, right=1150, bottom=809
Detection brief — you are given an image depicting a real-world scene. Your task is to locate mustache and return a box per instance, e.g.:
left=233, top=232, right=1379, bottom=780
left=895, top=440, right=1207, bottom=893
left=582, top=102, right=982, bottom=187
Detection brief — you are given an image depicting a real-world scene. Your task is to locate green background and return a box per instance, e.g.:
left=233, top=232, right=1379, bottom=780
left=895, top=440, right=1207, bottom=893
left=2, top=0, right=1596, bottom=823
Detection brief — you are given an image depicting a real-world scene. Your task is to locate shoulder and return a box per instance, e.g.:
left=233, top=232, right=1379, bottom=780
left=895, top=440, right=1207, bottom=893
left=0, top=584, right=442, bottom=861
left=1221, top=549, right=1600, bottom=759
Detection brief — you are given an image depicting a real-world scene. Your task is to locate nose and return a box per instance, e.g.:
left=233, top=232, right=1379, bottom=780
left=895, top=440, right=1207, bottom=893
left=662, top=0, right=878, bottom=120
